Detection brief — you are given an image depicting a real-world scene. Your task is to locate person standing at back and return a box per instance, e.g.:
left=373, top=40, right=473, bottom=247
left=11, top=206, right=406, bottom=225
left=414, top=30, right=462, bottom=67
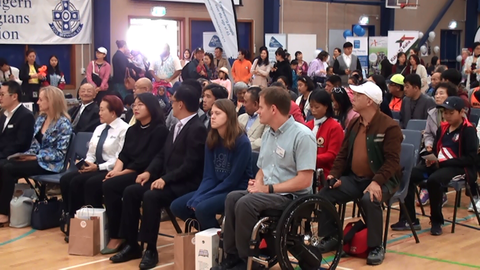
left=231, top=49, right=252, bottom=84
left=399, top=74, right=436, bottom=129
left=333, top=42, right=362, bottom=86
left=0, top=58, right=21, bottom=85
left=112, top=40, right=130, bottom=99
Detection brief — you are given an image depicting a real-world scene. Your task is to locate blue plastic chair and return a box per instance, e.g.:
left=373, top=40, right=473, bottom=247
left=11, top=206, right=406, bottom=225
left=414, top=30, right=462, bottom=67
left=383, top=143, right=419, bottom=249
left=392, top=111, right=400, bottom=120
left=401, top=129, right=422, bottom=163
left=406, top=119, right=427, bottom=131
left=28, top=132, right=92, bottom=199
left=469, top=114, right=480, bottom=126
left=470, top=108, right=480, bottom=117
left=448, top=179, right=480, bottom=233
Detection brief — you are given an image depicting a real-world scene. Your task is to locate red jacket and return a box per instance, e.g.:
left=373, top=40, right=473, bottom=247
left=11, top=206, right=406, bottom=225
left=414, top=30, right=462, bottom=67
left=306, top=117, right=344, bottom=176
left=290, top=101, right=305, bottom=124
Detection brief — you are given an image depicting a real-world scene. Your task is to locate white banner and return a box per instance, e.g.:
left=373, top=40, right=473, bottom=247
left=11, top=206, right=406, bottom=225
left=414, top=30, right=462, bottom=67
left=265, top=34, right=287, bottom=63
left=204, top=0, right=238, bottom=60
left=387, top=31, right=420, bottom=64
left=0, top=0, right=92, bottom=44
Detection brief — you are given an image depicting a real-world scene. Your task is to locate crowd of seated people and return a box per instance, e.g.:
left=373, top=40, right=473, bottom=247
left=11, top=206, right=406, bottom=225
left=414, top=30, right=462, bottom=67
left=1, top=42, right=480, bottom=270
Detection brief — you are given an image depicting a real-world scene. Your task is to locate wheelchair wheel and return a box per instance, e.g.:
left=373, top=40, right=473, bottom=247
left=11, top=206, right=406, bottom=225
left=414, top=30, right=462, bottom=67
left=275, top=195, right=343, bottom=270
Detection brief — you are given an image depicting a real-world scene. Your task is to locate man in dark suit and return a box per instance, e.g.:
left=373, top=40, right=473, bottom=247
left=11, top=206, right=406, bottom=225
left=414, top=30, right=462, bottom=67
left=69, top=83, right=100, bottom=133
left=109, top=84, right=207, bottom=269
left=200, top=83, right=229, bottom=130
left=0, top=81, right=34, bottom=225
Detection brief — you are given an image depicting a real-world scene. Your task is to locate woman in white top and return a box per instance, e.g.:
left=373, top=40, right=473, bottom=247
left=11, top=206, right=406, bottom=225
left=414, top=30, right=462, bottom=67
left=409, top=54, right=428, bottom=93
left=212, top=67, right=232, bottom=98
left=60, top=95, right=129, bottom=219
left=295, top=76, right=316, bottom=121
left=250, top=47, right=271, bottom=87
left=464, top=42, right=480, bottom=90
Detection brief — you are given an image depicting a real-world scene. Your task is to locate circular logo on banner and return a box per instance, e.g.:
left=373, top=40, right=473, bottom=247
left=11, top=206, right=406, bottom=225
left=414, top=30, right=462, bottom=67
left=49, top=0, right=84, bottom=38
left=80, top=220, right=87, bottom=228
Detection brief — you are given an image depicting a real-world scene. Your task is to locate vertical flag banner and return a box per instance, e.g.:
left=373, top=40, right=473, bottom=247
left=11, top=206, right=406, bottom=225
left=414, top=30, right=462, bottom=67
left=265, top=34, right=287, bottom=63
left=204, top=0, right=239, bottom=61
left=387, top=31, right=420, bottom=64
left=0, top=0, right=92, bottom=44
left=368, top=36, right=388, bottom=75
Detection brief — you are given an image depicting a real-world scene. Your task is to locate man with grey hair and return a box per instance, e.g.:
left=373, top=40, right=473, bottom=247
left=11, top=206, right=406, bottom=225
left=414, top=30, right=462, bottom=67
left=233, top=81, right=248, bottom=115
left=317, top=81, right=403, bottom=265
left=149, top=44, right=182, bottom=84
left=69, top=83, right=100, bottom=133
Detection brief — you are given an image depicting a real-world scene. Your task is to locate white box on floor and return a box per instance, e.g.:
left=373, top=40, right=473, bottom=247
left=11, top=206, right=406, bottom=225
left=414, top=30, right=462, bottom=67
left=195, top=228, right=221, bottom=270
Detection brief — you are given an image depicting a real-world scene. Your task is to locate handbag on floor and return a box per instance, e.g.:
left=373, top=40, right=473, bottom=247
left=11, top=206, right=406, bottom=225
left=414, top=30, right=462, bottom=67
left=31, top=197, right=63, bottom=230
left=343, top=220, right=368, bottom=258
left=9, top=188, right=37, bottom=228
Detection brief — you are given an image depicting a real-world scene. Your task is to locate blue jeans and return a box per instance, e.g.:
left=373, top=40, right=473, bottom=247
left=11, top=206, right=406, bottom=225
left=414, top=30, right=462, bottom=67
left=170, top=191, right=227, bottom=229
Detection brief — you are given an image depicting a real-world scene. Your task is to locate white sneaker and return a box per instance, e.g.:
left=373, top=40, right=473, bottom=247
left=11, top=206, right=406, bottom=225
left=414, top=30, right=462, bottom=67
left=468, top=196, right=480, bottom=212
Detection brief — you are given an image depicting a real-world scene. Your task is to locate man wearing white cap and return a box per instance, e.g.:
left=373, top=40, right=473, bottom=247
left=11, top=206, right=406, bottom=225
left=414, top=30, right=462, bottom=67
left=317, top=81, right=403, bottom=266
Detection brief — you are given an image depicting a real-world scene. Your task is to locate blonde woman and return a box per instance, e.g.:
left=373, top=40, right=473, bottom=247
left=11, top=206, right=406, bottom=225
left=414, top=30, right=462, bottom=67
left=0, top=86, right=73, bottom=226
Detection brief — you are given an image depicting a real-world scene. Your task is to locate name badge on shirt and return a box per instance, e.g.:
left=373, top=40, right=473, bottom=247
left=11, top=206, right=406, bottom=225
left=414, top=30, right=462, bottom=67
left=32, top=91, right=38, bottom=98
left=275, top=145, right=285, bottom=158
left=7, top=124, right=13, bottom=129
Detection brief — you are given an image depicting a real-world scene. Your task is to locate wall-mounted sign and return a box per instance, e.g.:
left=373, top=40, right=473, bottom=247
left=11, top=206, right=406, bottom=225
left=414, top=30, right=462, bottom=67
left=134, top=0, right=241, bottom=5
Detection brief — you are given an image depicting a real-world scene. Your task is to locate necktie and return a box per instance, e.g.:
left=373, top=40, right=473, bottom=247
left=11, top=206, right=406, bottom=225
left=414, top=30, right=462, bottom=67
left=173, top=122, right=183, bottom=142
left=72, top=106, right=83, bottom=127
left=95, top=125, right=110, bottom=164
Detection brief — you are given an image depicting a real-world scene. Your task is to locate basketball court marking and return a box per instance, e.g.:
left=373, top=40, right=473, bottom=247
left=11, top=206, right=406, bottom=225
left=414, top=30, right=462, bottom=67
left=0, top=229, right=36, bottom=246
left=58, top=243, right=174, bottom=270
left=387, top=250, right=480, bottom=268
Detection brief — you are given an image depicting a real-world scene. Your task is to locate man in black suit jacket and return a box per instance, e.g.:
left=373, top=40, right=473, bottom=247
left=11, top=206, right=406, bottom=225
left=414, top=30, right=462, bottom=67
left=69, top=83, right=100, bottom=133
left=0, top=81, right=34, bottom=160
left=110, top=84, right=207, bottom=269
left=0, top=81, right=34, bottom=224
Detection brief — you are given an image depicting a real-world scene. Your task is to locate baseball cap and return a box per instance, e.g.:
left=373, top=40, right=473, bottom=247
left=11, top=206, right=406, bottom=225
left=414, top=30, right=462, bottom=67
left=195, top=47, right=205, bottom=53
left=97, top=47, right=108, bottom=55
left=349, top=81, right=383, bottom=105
left=436, top=96, right=465, bottom=111
left=387, top=74, right=404, bottom=86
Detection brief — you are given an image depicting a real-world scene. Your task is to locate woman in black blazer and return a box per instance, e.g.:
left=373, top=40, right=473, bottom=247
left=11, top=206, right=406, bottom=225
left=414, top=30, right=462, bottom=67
left=19, top=49, right=44, bottom=112
left=99, top=93, right=169, bottom=254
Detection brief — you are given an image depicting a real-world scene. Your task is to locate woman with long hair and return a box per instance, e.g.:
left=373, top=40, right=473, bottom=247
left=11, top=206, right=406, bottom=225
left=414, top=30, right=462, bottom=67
left=464, top=42, right=480, bottom=90
left=180, top=49, right=191, bottom=68
left=60, top=95, right=129, bottom=223
left=308, top=51, right=329, bottom=86
left=392, top=52, right=407, bottom=75
left=294, top=51, right=309, bottom=77
left=295, top=76, right=315, bottom=121
left=251, top=47, right=271, bottom=87
left=44, top=55, right=66, bottom=90
left=170, top=99, right=252, bottom=229
left=19, top=49, right=45, bottom=111
left=270, top=48, right=292, bottom=88
left=204, top=52, right=217, bottom=80
left=408, top=54, right=429, bottom=93
left=100, top=93, right=169, bottom=254
left=0, top=86, right=73, bottom=226
left=331, top=86, right=358, bottom=129
left=305, top=90, right=344, bottom=177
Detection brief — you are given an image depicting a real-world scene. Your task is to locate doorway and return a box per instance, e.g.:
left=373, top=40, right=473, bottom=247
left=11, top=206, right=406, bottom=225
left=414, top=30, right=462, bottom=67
left=440, top=30, right=461, bottom=69
left=127, top=18, right=180, bottom=62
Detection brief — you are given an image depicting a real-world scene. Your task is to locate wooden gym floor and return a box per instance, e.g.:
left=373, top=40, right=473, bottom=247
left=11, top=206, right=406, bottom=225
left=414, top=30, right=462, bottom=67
left=1, top=190, right=480, bottom=270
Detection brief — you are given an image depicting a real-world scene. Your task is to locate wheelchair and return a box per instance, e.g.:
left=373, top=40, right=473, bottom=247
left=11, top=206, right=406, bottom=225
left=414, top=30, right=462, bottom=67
left=218, top=169, right=344, bottom=270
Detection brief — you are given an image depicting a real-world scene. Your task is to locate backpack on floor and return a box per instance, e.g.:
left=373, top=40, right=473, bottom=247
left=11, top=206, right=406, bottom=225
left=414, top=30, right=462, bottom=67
left=343, top=220, right=369, bottom=258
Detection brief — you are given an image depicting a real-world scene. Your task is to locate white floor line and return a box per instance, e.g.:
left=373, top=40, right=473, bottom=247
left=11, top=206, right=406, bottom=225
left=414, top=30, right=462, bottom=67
left=152, top=262, right=174, bottom=269
left=58, top=243, right=174, bottom=270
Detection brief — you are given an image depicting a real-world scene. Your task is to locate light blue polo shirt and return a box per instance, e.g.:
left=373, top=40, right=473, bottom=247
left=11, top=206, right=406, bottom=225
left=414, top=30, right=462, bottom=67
left=258, top=116, right=317, bottom=195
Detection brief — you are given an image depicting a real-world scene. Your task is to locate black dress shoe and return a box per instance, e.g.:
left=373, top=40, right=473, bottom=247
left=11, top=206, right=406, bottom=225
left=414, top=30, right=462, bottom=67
left=139, top=250, right=159, bottom=270
left=109, top=245, right=142, bottom=263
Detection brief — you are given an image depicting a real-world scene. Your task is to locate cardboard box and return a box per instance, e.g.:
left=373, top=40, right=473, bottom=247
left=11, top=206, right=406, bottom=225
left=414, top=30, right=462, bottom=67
left=195, top=228, right=221, bottom=270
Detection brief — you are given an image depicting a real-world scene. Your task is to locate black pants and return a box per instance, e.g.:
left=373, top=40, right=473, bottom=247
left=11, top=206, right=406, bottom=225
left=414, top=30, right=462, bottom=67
left=223, top=190, right=293, bottom=259
left=59, top=170, right=108, bottom=217
left=102, top=172, right=138, bottom=239
left=401, top=165, right=465, bottom=224
left=318, top=174, right=391, bottom=248
left=0, top=160, right=53, bottom=215
left=120, top=183, right=177, bottom=247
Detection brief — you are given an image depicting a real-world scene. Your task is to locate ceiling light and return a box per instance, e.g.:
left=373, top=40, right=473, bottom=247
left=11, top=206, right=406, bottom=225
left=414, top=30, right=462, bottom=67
left=359, top=15, right=369, bottom=25
left=448, top=20, right=457, bottom=29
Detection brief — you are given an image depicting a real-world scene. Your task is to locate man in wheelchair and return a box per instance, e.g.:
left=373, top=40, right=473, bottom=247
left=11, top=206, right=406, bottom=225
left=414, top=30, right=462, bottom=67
left=318, top=82, right=403, bottom=266
left=212, top=87, right=317, bottom=270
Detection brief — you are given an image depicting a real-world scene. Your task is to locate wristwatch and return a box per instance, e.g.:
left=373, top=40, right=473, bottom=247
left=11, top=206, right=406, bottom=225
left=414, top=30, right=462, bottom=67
left=268, top=185, right=274, bottom=194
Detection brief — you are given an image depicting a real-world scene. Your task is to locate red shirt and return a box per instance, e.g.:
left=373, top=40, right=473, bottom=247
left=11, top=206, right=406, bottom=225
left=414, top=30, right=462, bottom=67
left=305, top=117, right=344, bottom=176
left=290, top=101, right=305, bottom=124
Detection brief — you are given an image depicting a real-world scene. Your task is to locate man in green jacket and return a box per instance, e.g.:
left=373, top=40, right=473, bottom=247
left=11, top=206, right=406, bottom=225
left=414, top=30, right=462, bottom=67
left=317, top=81, right=403, bottom=266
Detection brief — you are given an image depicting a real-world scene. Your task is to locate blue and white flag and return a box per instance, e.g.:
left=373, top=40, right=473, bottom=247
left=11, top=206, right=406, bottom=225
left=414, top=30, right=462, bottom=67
left=204, top=0, right=239, bottom=60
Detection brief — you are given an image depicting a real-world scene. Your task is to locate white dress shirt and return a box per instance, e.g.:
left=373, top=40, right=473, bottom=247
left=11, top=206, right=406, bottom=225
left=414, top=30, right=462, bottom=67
left=78, top=101, right=94, bottom=116
left=3, top=103, right=22, bottom=131
left=85, top=118, right=130, bottom=171
left=174, top=113, right=197, bottom=141
left=343, top=54, right=352, bottom=69
left=0, top=66, right=22, bottom=84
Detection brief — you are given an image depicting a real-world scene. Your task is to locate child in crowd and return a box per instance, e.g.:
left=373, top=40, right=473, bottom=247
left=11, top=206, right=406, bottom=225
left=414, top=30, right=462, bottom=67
left=290, top=60, right=299, bottom=93
left=212, top=67, right=232, bottom=98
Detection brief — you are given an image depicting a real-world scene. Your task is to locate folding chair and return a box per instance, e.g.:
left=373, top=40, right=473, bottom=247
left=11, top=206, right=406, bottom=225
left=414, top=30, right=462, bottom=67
left=401, top=129, right=422, bottom=162
left=406, top=119, right=427, bottom=131
left=470, top=108, right=480, bottom=117
left=383, top=143, right=420, bottom=249
left=469, top=114, right=480, bottom=126
left=392, top=111, right=400, bottom=120
left=447, top=179, right=480, bottom=233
